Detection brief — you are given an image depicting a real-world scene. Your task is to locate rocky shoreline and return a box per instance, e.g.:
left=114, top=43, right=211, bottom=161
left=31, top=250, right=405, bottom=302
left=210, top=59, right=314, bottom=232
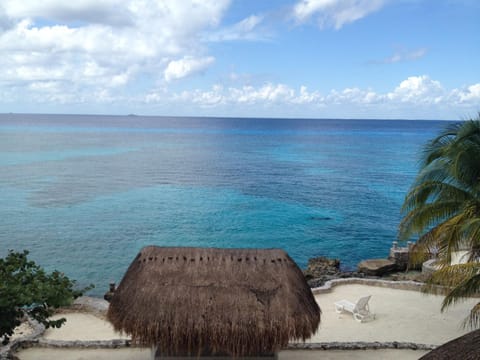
left=303, top=241, right=427, bottom=288
left=303, top=256, right=364, bottom=288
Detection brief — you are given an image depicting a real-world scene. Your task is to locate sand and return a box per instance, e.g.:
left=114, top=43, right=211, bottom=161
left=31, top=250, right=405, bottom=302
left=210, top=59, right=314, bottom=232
left=42, top=313, right=128, bottom=341
left=14, top=282, right=479, bottom=359
left=307, top=283, right=477, bottom=345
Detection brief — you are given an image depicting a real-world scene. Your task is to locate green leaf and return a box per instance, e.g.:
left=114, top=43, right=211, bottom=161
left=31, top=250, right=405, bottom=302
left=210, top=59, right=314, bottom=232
left=0, top=250, right=94, bottom=344
left=399, top=115, right=480, bottom=329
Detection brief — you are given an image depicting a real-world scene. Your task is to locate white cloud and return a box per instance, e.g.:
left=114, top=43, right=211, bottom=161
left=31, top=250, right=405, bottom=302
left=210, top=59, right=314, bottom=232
left=175, top=85, right=225, bottom=107
left=387, top=75, right=444, bottom=103
left=230, top=84, right=295, bottom=104
left=0, top=6, right=14, bottom=32
left=144, top=75, right=479, bottom=119
left=449, top=83, right=480, bottom=104
left=0, top=0, right=230, bottom=97
left=377, top=47, right=427, bottom=64
left=206, top=14, right=267, bottom=42
left=326, top=87, right=380, bottom=105
left=3, top=0, right=134, bottom=27
left=293, top=86, right=323, bottom=104
left=164, top=56, right=215, bottom=82
left=165, top=83, right=371, bottom=108
left=168, top=83, right=297, bottom=106
left=293, top=0, right=386, bottom=29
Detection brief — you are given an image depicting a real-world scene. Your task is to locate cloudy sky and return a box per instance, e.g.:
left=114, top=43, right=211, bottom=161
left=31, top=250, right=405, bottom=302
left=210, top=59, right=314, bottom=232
left=0, top=0, right=478, bottom=119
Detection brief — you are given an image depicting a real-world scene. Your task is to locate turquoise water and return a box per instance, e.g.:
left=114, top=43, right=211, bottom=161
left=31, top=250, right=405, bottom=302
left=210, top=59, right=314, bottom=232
left=0, top=114, right=452, bottom=295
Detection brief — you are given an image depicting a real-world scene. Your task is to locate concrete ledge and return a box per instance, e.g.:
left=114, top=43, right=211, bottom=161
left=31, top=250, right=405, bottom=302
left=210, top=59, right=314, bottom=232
left=422, top=259, right=439, bottom=276
left=9, top=339, right=437, bottom=353
left=311, top=277, right=425, bottom=295
left=8, top=338, right=437, bottom=355
left=3, top=339, right=136, bottom=359
left=0, top=318, right=45, bottom=360
left=287, top=341, right=436, bottom=351
left=37, top=338, right=132, bottom=348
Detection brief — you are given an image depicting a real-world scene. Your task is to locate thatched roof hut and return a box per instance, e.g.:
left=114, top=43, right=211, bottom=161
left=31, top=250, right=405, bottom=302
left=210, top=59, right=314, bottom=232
left=420, top=329, right=480, bottom=360
left=107, top=246, right=320, bottom=357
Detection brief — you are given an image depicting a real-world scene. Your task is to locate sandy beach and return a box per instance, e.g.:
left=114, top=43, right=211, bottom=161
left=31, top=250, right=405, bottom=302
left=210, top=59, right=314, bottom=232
left=11, top=281, right=478, bottom=359
left=309, top=283, right=477, bottom=345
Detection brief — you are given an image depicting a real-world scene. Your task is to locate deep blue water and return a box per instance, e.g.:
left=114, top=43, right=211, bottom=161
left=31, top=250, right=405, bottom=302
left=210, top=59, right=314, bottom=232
left=0, top=114, right=453, bottom=295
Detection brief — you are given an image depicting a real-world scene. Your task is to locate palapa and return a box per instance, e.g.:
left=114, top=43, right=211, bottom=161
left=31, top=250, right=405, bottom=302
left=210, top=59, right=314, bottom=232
left=419, top=328, right=480, bottom=360
left=107, top=246, right=320, bottom=357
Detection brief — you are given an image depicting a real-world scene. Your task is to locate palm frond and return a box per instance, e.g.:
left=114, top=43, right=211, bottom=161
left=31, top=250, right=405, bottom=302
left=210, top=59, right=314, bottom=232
left=399, top=116, right=480, bottom=329
left=441, top=271, right=480, bottom=326
left=460, top=218, right=480, bottom=254
left=462, top=302, right=480, bottom=329
left=399, top=201, right=465, bottom=240
left=422, top=124, right=460, bottom=166
left=425, top=263, right=480, bottom=291
left=401, top=180, right=470, bottom=213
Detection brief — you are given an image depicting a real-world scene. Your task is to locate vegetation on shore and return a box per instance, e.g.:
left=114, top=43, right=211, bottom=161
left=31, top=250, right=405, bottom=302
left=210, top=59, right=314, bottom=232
left=0, top=250, right=91, bottom=345
left=399, top=115, right=480, bottom=328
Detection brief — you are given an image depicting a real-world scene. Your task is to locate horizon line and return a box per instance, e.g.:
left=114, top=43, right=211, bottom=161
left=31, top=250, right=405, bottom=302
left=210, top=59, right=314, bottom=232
left=0, top=112, right=458, bottom=122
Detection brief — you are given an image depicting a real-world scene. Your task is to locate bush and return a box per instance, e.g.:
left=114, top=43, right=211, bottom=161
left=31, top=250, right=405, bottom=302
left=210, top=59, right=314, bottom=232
left=0, top=250, right=92, bottom=345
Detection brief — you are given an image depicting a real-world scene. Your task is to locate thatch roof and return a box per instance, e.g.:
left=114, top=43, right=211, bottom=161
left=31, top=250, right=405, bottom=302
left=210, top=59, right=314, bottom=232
left=107, top=246, right=320, bottom=357
left=420, top=329, right=480, bottom=360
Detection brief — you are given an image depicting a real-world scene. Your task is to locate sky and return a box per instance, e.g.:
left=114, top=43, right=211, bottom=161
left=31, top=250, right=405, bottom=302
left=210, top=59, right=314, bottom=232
left=0, top=0, right=478, bottom=120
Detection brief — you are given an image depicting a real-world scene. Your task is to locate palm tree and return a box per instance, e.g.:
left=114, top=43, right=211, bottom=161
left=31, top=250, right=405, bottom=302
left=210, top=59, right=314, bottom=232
left=399, top=115, right=480, bottom=328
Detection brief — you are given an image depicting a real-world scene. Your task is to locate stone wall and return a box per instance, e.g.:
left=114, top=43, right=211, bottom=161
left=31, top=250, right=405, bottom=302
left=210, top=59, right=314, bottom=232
left=311, top=277, right=425, bottom=295
left=389, top=241, right=414, bottom=270
left=422, top=259, right=439, bottom=276
left=0, top=318, right=45, bottom=360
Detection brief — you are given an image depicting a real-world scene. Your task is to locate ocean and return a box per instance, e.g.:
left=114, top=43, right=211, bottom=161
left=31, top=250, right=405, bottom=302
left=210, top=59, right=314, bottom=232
left=0, top=114, right=453, bottom=296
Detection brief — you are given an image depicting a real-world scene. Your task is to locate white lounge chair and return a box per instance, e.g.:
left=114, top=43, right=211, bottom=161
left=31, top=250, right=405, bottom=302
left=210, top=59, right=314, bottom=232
left=334, top=295, right=374, bottom=322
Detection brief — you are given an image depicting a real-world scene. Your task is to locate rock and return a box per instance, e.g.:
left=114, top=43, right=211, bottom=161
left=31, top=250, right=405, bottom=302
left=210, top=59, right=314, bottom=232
left=303, top=256, right=340, bottom=280
left=307, top=271, right=364, bottom=288
left=72, top=296, right=109, bottom=316
left=303, top=256, right=366, bottom=287
left=357, top=259, right=398, bottom=276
